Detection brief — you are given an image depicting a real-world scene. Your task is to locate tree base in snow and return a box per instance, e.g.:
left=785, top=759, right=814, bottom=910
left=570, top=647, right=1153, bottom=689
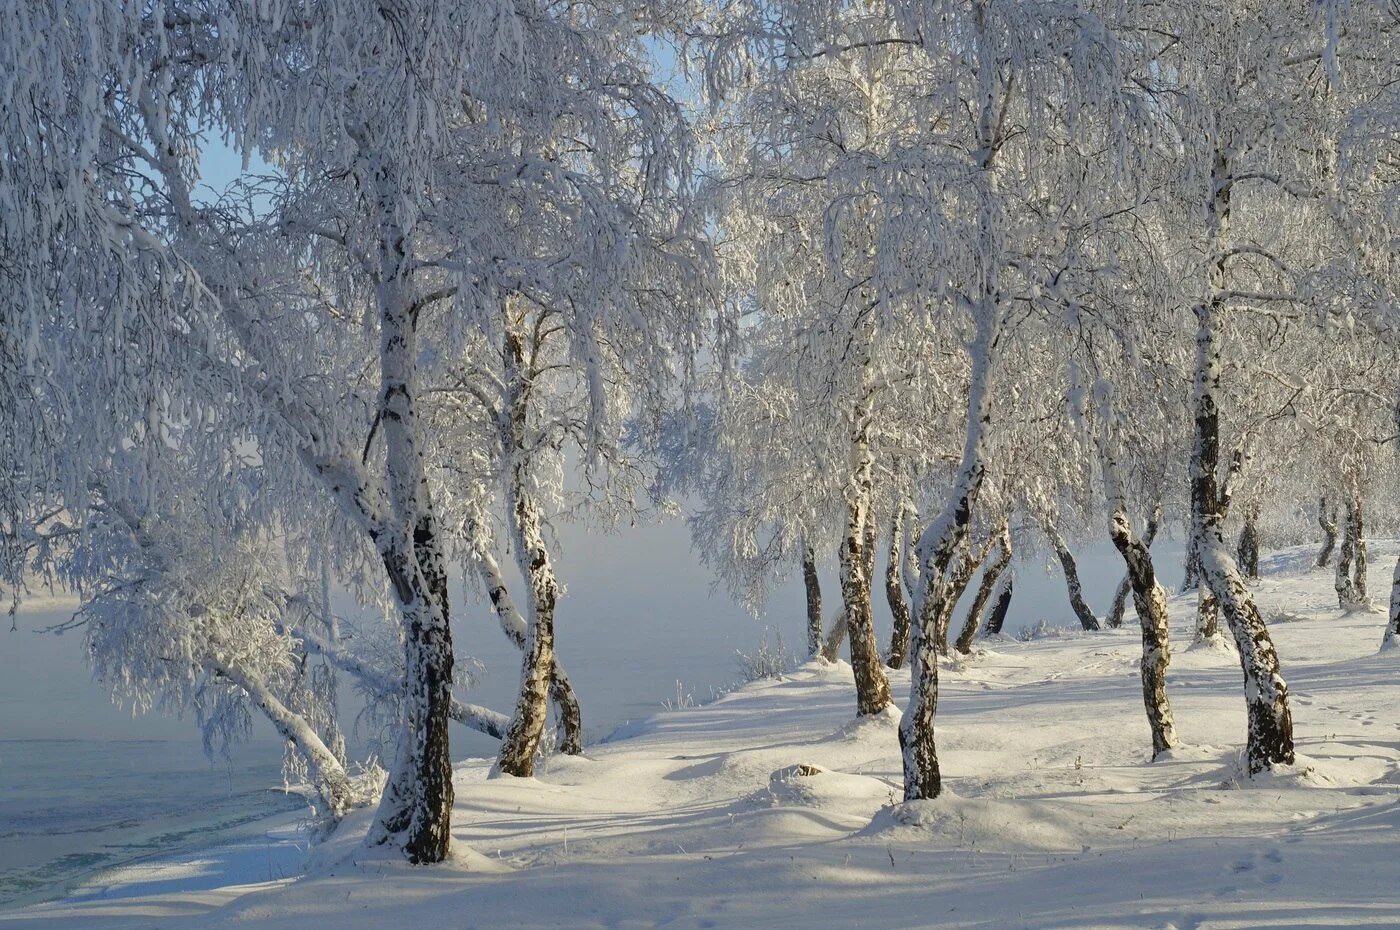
left=1187, top=631, right=1235, bottom=653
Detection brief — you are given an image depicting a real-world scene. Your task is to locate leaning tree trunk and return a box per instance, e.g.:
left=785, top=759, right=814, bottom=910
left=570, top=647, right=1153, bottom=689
left=1382, top=558, right=1400, bottom=652
left=1107, top=508, right=1160, bottom=628
left=466, top=520, right=582, bottom=754
left=1316, top=495, right=1338, bottom=568
left=819, top=608, right=848, bottom=663
left=836, top=392, right=892, bottom=715
left=954, top=517, right=1011, bottom=654
left=886, top=508, right=914, bottom=669
left=1048, top=526, right=1100, bottom=631
left=902, top=293, right=997, bottom=802
left=983, top=570, right=1013, bottom=635
left=1237, top=504, right=1260, bottom=581
left=1189, top=204, right=1294, bottom=774
left=371, top=263, right=456, bottom=864
left=802, top=542, right=823, bottom=658
left=497, top=320, right=568, bottom=777
left=212, top=661, right=355, bottom=818
left=291, top=620, right=511, bottom=738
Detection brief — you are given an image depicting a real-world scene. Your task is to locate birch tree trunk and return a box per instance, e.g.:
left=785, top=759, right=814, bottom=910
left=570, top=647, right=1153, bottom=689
left=497, top=318, right=567, bottom=776
left=802, top=542, right=823, bottom=658
left=212, top=661, right=355, bottom=817
left=150, top=139, right=454, bottom=860
left=1096, top=407, right=1177, bottom=759
left=1189, top=170, right=1294, bottom=773
left=1382, top=558, right=1400, bottom=652
left=1108, top=513, right=1177, bottom=759
left=830, top=359, right=892, bottom=712
left=902, top=296, right=998, bottom=801
left=370, top=217, right=455, bottom=863
left=954, top=517, right=1011, bottom=654
left=1107, top=508, right=1159, bottom=628
left=983, top=568, right=1014, bottom=635
left=465, top=525, right=583, bottom=754
left=819, top=608, right=848, bottom=663
left=1351, top=493, right=1368, bottom=604
left=1237, top=504, right=1260, bottom=581
left=1194, top=587, right=1221, bottom=645
left=1316, top=495, right=1338, bottom=568
left=1180, top=545, right=1201, bottom=593
left=1048, top=526, right=1100, bottom=631
left=885, top=508, right=914, bottom=669
left=1334, top=490, right=1369, bottom=611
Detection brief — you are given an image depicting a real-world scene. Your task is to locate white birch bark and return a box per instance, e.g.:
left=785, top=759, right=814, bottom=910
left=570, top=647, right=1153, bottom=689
left=366, top=182, right=455, bottom=862
left=1189, top=164, right=1294, bottom=773
left=837, top=376, right=892, bottom=715
left=496, top=317, right=567, bottom=776
left=903, top=300, right=998, bottom=801
left=208, top=661, right=355, bottom=817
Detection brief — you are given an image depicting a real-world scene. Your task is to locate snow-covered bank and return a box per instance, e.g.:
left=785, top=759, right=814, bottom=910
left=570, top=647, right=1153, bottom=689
left=11, top=544, right=1400, bottom=928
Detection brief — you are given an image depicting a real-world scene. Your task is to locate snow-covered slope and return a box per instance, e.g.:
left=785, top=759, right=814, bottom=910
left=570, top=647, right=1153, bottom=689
left=11, top=544, right=1400, bottom=928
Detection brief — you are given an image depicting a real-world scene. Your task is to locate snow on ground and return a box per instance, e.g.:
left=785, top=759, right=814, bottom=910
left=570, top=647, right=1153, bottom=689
left=8, top=544, right=1400, bottom=928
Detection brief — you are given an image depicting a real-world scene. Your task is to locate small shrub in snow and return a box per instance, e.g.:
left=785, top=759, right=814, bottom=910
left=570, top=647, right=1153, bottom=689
left=736, top=628, right=795, bottom=682
left=662, top=680, right=697, bottom=711
left=1015, top=620, right=1082, bottom=642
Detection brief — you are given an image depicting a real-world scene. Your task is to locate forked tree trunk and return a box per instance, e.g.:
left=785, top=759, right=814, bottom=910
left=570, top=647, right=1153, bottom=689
left=1048, top=527, right=1100, bottom=631
left=983, top=570, right=1013, bottom=635
left=1108, top=512, right=1177, bottom=759
left=1335, top=490, right=1369, bottom=612
left=1381, top=558, right=1400, bottom=652
left=1107, top=508, right=1159, bottom=628
left=1189, top=215, right=1294, bottom=774
left=886, top=508, right=914, bottom=669
left=1237, top=504, right=1260, bottom=581
left=954, top=517, right=1011, bottom=654
left=1095, top=393, right=1176, bottom=760
left=802, top=542, right=823, bottom=657
left=466, top=523, right=582, bottom=754
left=497, top=319, right=567, bottom=777
left=155, top=144, right=453, bottom=861
left=902, top=295, right=997, bottom=802
left=1316, top=495, right=1338, bottom=568
left=833, top=360, right=892, bottom=713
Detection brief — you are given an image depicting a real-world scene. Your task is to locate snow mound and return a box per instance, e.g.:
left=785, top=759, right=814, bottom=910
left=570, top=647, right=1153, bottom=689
left=820, top=703, right=901, bottom=742
left=760, top=764, right=895, bottom=809
left=870, top=792, right=1085, bottom=851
